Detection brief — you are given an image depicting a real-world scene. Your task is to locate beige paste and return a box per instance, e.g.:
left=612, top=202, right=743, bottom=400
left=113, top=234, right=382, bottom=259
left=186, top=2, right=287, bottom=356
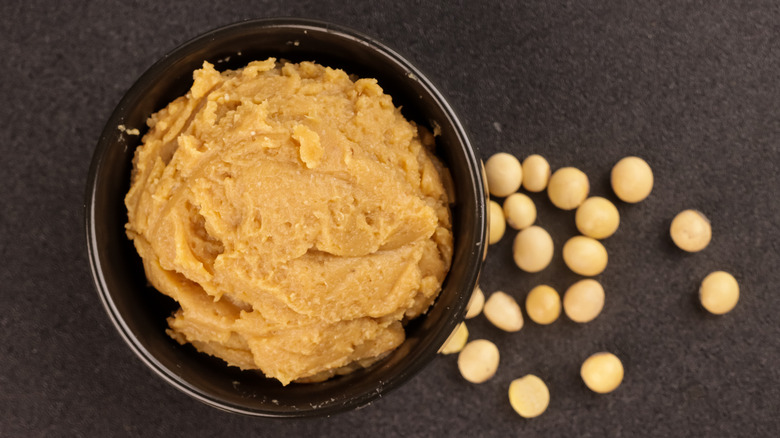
left=124, top=58, right=453, bottom=385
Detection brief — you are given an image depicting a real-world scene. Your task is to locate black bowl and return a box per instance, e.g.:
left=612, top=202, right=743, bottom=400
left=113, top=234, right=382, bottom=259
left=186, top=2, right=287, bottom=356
left=85, top=18, right=487, bottom=417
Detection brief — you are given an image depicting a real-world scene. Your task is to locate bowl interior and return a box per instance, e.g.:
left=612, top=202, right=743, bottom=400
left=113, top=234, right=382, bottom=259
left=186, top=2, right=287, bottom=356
left=86, top=18, right=486, bottom=417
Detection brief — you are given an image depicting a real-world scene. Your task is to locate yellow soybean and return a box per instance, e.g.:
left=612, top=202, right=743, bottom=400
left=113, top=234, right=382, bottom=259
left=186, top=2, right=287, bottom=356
left=525, top=285, right=561, bottom=325
left=508, top=375, right=550, bottom=418
left=548, top=167, right=589, bottom=210
left=581, top=352, right=624, bottom=394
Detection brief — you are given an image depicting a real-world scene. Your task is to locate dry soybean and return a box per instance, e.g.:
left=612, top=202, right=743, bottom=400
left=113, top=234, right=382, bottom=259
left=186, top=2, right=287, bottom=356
left=503, top=193, right=537, bottom=230
left=525, top=285, right=561, bottom=325
left=486, top=152, right=523, bottom=197
left=465, top=286, right=485, bottom=319
left=700, top=271, right=739, bottom=314
left=489, top=200, right=506, bottom=244
left=522, top=154, right=551, bottom=192
left=508, top=374, right=550, bottom=418
left=563, top=236, right=608, bottom=276
left=581, top=352, right=624, bottom=394
left=670, top=209, right=711, bottom=252
left=513, top=225, right=554, bottom=273
left=563, top=279, right=605, bottom=323
left=439, top=322, right=469, bottom=355
left=576, top=197, right=620, bottom=239
left=611, top=156, right=653, bottom=203
left=548, top=167, right=589, bottom=210
left=458, top=339, right=500, bottom=383
left=484, top=291, right=524, bottom=332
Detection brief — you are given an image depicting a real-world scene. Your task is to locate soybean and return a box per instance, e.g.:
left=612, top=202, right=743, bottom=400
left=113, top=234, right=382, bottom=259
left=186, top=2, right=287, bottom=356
left=489, top=200, right=506, bottom=244
left=503, top=193, right=537, bottom=230
left=575, top=197, right=620, bottom=239
left=522, top=154, right=551, bottom=192
left=700, top=271, right=739, bottom=315
left=458, top=339, right=500, bottom=383
left=486, top=152, right=523, bottom=197
left=465, top=286, right=485, bottom=319
left=525, top=285, right=561, bottom=325
left=513, top=226, right=554, bottom=273
left=484, top=291, right=524, bottom=332
left=548, top=167, right=589, bottom=210
left=439, top=322, right=469, bottom=355
left=563, top=279, right=605, bottom=323
left=611, top=156, right=653, bottom=203
left=508, top=375, right=550, bottom=418
left=563, top=236, right=608, bottom=276
left=670, top=209, right=711, bottom=252
left=581, top=352, right=624, bottom=394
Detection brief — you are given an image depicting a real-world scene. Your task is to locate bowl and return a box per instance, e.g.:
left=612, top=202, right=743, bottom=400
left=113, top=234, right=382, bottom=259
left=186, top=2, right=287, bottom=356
left=85, top=18, right=487, bottom=417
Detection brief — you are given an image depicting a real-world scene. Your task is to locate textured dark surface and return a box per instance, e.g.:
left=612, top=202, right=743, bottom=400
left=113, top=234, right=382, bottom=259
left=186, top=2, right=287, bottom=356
left=2, top=0, right=779, bottom=436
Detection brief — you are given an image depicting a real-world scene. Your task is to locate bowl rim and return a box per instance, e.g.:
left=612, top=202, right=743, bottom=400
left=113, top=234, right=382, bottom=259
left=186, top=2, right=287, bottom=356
left=85, top=17, right=487, bottom=417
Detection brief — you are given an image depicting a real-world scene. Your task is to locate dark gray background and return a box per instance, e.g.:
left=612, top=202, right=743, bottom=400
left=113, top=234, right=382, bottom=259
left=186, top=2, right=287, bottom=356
left=2, top=0, right=778, bottom=436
